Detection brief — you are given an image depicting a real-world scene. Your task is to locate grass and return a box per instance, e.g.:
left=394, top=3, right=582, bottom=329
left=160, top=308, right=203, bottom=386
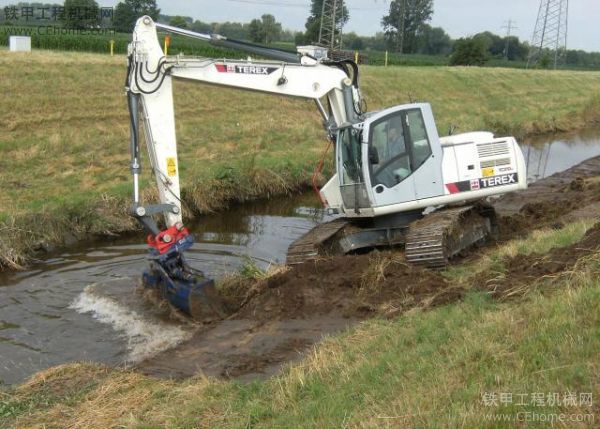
left=2, top=50, right=600, bottom=267
left=1, top=221, right=598, bottom=428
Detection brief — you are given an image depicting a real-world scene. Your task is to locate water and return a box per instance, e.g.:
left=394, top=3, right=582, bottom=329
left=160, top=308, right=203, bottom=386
left=0, top=133, right=599, bottom=386
left=0, top=194, right=333, bottom=385
left=523, top=129, right=600, bottom=182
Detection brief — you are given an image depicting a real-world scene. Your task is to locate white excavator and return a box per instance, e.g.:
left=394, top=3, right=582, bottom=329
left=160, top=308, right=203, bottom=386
left=125, top=16, right=527, bottom=317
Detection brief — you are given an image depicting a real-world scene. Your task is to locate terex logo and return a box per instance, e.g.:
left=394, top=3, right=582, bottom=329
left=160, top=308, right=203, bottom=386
left=215, top=64, right=278, bottom=75
left=480, top=173, right=517, bottom=188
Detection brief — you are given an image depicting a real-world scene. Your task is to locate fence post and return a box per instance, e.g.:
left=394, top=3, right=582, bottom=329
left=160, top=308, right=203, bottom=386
left=110, top=39, right=114, bottom=56
left=385, top=50, right=388, bottom=67
left=355, top=50, right=359, bottom=64
left=164, top=35, right=171, bottom=55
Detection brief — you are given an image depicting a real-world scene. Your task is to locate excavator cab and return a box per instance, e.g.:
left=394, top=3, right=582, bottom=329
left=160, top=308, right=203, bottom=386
left=324, top=103, right=444, bottom=217
left=323, top=102, right=526, bottom=219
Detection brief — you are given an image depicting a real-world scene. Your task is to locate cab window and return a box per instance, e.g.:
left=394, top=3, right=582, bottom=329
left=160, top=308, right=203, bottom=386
left=407, top=109, right=432, bottom=168
left=369, top=109, right=432, bottom=188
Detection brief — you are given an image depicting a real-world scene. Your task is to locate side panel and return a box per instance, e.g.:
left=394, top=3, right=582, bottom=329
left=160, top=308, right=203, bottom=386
left=320, top=173, right=343, bottom=209
left=371, top=136, right=528, bottom=216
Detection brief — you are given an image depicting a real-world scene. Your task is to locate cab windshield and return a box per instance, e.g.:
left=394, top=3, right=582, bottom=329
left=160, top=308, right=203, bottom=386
left=339, top=126, right=363, bottom=184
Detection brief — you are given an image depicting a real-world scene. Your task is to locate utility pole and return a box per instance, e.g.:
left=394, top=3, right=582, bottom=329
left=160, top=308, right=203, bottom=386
left=318, top=0, right=343, bottom=50
left=527, top=0, right=569, bottom=69
left=502, top=19, right=518, bottom=61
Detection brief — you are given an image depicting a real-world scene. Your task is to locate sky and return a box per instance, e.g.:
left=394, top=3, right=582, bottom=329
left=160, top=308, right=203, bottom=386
left=2, top=0, right=599, bottom=51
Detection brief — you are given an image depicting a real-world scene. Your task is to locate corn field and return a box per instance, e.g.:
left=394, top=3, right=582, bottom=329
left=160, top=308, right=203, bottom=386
left=0, top=28, right=245, bottom=58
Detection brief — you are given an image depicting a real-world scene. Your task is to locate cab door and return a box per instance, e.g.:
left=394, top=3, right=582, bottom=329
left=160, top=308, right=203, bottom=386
left=364, top=103, right=443, bottom=208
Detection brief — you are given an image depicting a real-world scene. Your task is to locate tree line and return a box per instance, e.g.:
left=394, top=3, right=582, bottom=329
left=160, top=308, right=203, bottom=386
left=2, top=0, right=599, bottom=69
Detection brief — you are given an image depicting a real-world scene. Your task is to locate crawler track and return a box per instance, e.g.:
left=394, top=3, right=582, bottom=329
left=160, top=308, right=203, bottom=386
left=405, top=205, right=494, bottom=267
left=286, top=218, right=348, bottom=265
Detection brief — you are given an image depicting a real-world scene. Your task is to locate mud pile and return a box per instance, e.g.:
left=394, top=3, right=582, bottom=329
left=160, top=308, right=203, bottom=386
left=494, top=156, right=600, bottom=240
left=477, top=222, right=600, bottom=299
left=232, top=254, right=450, bottom=321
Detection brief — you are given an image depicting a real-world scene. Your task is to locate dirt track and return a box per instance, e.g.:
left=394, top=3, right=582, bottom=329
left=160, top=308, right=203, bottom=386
left=136, top=156, right=600, bottom=381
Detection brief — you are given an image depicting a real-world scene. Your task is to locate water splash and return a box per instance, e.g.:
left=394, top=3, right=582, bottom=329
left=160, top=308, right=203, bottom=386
left=70, top=285, right=192, bottom=363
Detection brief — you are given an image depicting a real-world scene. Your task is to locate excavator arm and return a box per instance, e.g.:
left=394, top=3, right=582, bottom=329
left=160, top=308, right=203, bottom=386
left=125, top=16, right=363, bottom=317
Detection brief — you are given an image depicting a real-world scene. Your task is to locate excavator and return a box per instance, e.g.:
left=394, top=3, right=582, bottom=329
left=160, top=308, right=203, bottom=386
left=125, top=17, right=527, bottom=318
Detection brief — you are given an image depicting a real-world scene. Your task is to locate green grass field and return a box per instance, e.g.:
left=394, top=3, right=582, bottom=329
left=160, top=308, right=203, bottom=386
left=1, top=222, right=598, bottom=428
left=1, top=50, right=600, bottom=267
left=1, top=50, right=599, bottom=427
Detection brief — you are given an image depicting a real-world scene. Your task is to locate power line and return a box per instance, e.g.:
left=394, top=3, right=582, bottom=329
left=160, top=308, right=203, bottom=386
left=219, top=0, right=388, bottom=11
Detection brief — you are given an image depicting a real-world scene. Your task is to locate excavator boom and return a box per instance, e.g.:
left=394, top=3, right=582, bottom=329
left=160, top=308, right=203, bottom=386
left=126, top=16, right=363, bottom=316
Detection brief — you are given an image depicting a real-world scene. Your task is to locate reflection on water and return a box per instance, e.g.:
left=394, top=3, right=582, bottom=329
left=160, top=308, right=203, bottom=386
left=521, top=129, right=600, bottom=182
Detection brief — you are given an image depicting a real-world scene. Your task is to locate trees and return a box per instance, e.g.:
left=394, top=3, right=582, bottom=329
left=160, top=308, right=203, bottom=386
left=302, top=0, right=349, bottom=45
left=449, top=36, right=488, bottom=66
left=214, top=22, right=249, bottom=39
left=191, top=20, right=212, bottom=34
left=248, top=14, right=282, bottom=44
left=248, top=18, right=262, bottom=42
left=113, top=0, right=160, bottom=33
left=63, top=0, right=100, bottom=29
left=415, top=25, right=452, bottom=55
left=343, top=32, right=365, bottom=50
left=382, top=0, right=433, bottom=53
left=168, top=16, right=188, bottom=29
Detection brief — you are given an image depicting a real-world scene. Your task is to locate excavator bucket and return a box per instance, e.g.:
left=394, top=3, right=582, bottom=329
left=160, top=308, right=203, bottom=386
left=143, top=263, right=226, bottom=322
left=142, top=230, right=226, bottom=322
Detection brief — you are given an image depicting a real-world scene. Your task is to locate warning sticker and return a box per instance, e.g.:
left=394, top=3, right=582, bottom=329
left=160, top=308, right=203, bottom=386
left=166, top=157, right=177, bottom=177
left=482, top=167, right=495, bottom=177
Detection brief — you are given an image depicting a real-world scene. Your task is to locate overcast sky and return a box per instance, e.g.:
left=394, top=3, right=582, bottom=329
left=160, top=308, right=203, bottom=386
left=2, top=0, right=598, bottom=51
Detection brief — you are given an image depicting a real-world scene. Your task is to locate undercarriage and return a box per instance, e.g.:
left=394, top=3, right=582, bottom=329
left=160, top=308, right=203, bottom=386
left=287, top=203, right=497, bottom=268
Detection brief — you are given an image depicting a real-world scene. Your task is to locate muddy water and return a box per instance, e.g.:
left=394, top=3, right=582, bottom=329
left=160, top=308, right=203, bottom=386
left=0, top=194, right=334, bottom=385
left=1, top=133, right=599, bottom=385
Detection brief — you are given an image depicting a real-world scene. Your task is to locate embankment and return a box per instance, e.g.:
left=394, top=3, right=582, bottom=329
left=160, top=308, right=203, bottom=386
left=2, top=50, right=600, bottom=268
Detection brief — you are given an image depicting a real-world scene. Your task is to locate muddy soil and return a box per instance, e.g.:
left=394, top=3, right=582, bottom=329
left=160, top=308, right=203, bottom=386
left=494, top=156, right=600, bottom=240
left=476, top=222, right=600, bottom=299
left=137, top=156, right=600, bottom=381
left=137, top=258, right=452, bottom=380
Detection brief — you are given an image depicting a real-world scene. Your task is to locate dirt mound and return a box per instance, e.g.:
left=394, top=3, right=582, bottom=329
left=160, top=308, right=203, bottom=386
left=231, top=254, right=450, bottom=321
left=493, top=156, right=600, bottom=241
left=137, top=256, right=453, bottom=381
left=477, top=223, right=600, bottom=299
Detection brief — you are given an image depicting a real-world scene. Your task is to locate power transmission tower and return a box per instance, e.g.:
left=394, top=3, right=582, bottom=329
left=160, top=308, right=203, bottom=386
left=527, top=0, right=569, bottom=69
left=502, top=19, right=518, bottom=61
left=318, top=0, right=344, bottom=50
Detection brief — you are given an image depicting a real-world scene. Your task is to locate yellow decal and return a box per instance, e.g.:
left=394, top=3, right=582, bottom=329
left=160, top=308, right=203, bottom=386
left=482, top=167, right=495, bottom=177
left=166, top=157, right=177, bottom=177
